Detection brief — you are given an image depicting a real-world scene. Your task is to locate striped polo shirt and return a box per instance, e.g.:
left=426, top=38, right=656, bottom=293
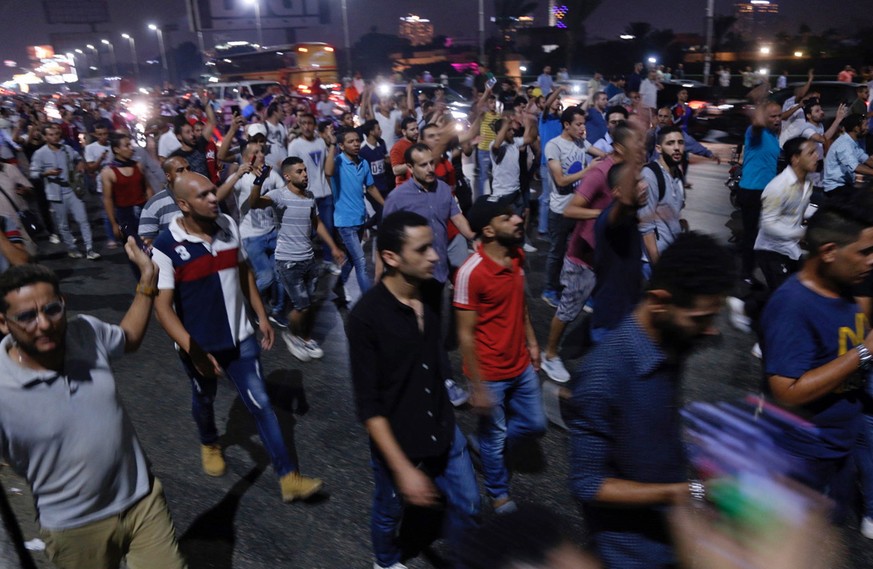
left=151, top=214, right=254, bottom=352
left=138, top=188, right=180, bottom=240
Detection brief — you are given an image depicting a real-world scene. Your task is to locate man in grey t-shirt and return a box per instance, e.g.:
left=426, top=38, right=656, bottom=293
left=0, top=247, right=186, bottom=568
left=250, top=156, right=344, bottom=363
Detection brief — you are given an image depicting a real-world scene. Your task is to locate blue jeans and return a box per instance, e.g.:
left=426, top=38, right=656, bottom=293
left=477, top=365, right=547, bottom=499
left=337, top=225, right=371, bottom=294
left=181, top=335, right=296, bottom=476
left=370, top=427, right=480, bottom=568
left=242, top=230, right=278, bottom=293
left=855, top=413, right=873, bottom=516
left=316, top=195, right=335, bottom=263
left=538, top=163, right=553, bottom=234
left=475, top=148, right=491, bottom=199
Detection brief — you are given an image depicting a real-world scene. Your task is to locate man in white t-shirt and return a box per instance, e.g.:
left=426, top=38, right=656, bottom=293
left=157, top=118, right=182, bottom=160
left=84, top=123, right=112, bottom=195
left=779, top=70, right=815, bottom=147
left=264, top=101, right=288, bottom=170
left=287, top=112, right=337, bottom=270
left=798, top=101, right=847, bottom=189
left=364, top=91, right=403, bottom=150
left=639, top=68, right=662, bottom=114
left=315, top=93, right=337, bottom=120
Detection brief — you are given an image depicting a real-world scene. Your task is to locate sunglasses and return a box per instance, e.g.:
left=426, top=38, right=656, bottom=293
left=6, top=300, right=65, bottom=330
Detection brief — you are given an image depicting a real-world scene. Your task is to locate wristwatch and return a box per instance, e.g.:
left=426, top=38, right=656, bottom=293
left=857, top=344, right=873, bottom=371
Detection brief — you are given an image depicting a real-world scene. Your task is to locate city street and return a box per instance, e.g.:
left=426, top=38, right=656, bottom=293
left=3, top=145, right=873, bottom=568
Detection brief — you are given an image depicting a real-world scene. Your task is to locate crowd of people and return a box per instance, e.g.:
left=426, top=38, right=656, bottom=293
left=0, top=59, right=871, bottom=569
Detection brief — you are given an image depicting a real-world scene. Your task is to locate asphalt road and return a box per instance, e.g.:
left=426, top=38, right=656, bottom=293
left=3, top=145, right=873, bottom=568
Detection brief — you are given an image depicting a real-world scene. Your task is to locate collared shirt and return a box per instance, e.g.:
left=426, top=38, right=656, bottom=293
left=593, top=132, right=613, bottom=154
left=0, top=315, right=150, bottom=530
left=638, top=162, right=685, bottom=256
left=330, top=152, right=374, bottom=228
left=754, top=166, right=812, bottom=260
left=383, top=177, right=460, bottom=283
left=567, top=315, right=685, bottom=568
left=151, top=213, right=254, bottom=352
left=823, top=133, right=869, bottom=191
left=454, top=244, right=530, bottom=381
left=29, top=143, right=81, bottom=201
left=348, top=283, right=454, bottom=460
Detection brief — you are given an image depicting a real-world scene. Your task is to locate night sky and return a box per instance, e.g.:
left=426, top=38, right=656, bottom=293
left=0, top=0, right=867, bottom=79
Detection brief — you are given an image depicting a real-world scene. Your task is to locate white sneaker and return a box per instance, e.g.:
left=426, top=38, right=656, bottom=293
left=282, top=331, right=311, bottom=362
left=48, top=234, right=60, bottom=244
left=751, top=342, right=762, bottom=359
left=323, top=262, right=341, bottom=276
left=862, top=516, right=873, bottom=539
left=67, top=250, right=83, bottom=259
left=86, top=249, right=101, bottom=260
left=373, top=563, right=407, bottom=569
left=303, top=339, right=324, bottom=359
left=522, top=242, right=537, bottom=253
left=541, top=355, right=571, bottom=383
left=726, top=297, right=751, bottom=333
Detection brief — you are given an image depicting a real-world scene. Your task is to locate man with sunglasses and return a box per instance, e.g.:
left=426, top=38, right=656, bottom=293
left=0, top=240, right=187, bottom=569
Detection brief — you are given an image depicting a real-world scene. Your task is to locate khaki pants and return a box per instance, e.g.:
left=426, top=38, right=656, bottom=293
left=40, top=478, right=186, bottom=569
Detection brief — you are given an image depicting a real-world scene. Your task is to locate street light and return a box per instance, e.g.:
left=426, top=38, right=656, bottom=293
left=340, top=0, right=351, bottom=72
left=122, top=33, right=140, bottom=81
left=101, top=39, right=118, bottom=76
left=149, top=24, right=169, bottom=86
left=85, top=44, right=98, bottom=77
left=244, top=0, right=264, bottom=48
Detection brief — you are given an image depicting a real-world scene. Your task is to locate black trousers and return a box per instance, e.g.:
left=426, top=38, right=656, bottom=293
left=737, top=188, right=763, bottom=279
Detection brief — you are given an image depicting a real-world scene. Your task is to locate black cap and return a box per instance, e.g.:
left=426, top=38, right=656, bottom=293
left=467, top=194, right=515, bottom=236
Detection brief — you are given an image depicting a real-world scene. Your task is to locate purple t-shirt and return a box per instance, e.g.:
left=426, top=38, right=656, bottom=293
left=382, top=178, right=461, bottom=283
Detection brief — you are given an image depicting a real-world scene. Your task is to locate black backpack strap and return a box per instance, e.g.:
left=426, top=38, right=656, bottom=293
left=644, top=161, right=666, bottom=202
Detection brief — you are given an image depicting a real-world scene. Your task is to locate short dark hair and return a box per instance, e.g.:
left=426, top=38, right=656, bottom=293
left=805, top=201, right=873, bottom=253
left=173, top=121, right=190, bottom=136
left=783, top=136, right=808, bottom=162
left=560, top=106, right=585, bottom=128
left=266, top=101, right=281, bottom=117
left=317, top=120, right=333, bottom=134
left=648, top=232, right=735, bottom=308
left=606, top=105, right=629, bottom=120
left=404, top=142, right=431, bottom=165
left=420, top=123, right=440, bottom=139
left=280, top=156, right=304, bottom=173
left=656, top=125, right=683, bottom=145
left=336, top=127, right=359, bottom=144
left=0, top=264, right=60, bottom=312
left=606, top=162, right=628, bottom=189
left=803, top=101, right=822, bottom=118
left=360, top=119, right=380, bottom=138
left=400, top=116, right=417, bottom=131
left=109, top=133, right=131, bottom=150
left=297, top=112, right=316, bottom=123
left=611, top=123, right=635, bottom=149
left=377, top=211, right=429, bottom=256
left=842, top=113, right=865, bottom=133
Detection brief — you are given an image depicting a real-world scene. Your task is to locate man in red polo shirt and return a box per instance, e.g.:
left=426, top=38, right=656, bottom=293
left=389, top=118, right=420, bottom=186
left=454, top=194, right=546, bottom=514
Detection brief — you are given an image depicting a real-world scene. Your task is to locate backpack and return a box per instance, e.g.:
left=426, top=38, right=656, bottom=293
left=643, top=161, right=667, bottom=202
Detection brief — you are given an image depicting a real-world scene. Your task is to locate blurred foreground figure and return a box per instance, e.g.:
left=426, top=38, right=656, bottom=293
left=568, top=231, right=735, bottom=568
left=460, top=504, right=600, bottom=569
left=0, top=241, right=187, bottom=569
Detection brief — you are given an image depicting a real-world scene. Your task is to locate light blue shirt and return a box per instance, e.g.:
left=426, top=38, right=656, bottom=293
left=823, top=133, right=869, bottom=192
left=331, top=153, right=374, bottom=228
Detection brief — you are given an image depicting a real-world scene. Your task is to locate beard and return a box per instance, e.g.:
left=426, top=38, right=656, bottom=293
left=655, top=313, right=708, bottom=359
left=495, top=230, right=523, bottom=248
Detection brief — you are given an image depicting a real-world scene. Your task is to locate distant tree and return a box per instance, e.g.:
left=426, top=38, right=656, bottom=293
left=352, top=30, right=411, bottom=78
left=561, top=0, right=603, bottom=70
left=172, top=42, right=202, bottom=85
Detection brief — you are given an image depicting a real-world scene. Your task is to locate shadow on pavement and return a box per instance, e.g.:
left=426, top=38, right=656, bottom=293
left=178, top=466, right=264, bottom=569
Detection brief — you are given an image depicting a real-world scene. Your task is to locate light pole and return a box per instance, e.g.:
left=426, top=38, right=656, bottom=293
left=86, top=44, right=98, bottom=76
left=478, top=0, right=485, bottom=65
left=340, top=0, right=351, bottom=73
left=122, top=33, right=140, bottom=81
left=101, top=39, right=118, bottom=76
left=244, top=0, right=264, bottom=47
left=149, top=24, right=169, bottom=87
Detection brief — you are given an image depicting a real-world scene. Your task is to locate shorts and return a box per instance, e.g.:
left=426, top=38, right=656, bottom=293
left=555, top=258, right=596, bottom=323
left=277, top=257, right=319, bottom=311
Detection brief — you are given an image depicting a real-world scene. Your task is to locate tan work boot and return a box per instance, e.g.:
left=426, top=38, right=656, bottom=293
left=280, top=471, right=323, bottom=502
left=201, top=444, right=226, bottom=477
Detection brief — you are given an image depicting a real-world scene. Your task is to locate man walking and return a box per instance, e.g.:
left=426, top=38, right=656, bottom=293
left=152, top=172, right=322, bottom=502
left=0, top=242, right=186, bottom=569
left=569, top=232, right=735, bottom=568
left=455, top=195, right=547, bottom=513
left=29, top=124, right=99, bottom=260
left=350, top=211, right=480, bottom=569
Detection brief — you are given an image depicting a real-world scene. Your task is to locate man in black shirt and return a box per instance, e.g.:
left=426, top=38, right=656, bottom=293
left=349, top=211, right=480, bottom=569
left=169, top=99, right=216, bottom=179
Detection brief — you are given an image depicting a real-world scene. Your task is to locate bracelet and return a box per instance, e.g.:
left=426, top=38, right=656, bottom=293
left=135, top=283, right=158, bottom=298
left=688, top=479, right=706, bottom=503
